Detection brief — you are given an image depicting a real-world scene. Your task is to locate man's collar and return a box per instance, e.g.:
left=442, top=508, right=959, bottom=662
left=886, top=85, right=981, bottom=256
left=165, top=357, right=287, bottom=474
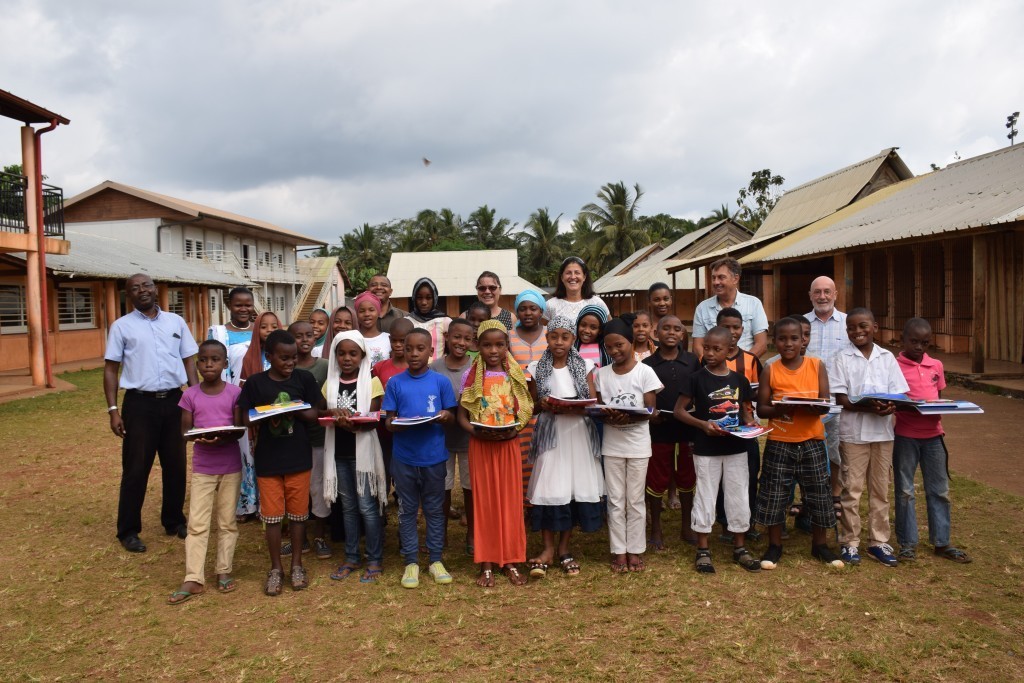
left=810, top=307, right=842, bottom=323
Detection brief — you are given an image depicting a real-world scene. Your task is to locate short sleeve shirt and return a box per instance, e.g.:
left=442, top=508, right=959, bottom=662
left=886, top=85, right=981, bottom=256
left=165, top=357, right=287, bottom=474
left=804, top=309, right=852, bottom=376
left=687, top=368, right=752, bottom=457
left=105, top=307, right=199, bottom=391
left=643, top=347, right=700, bottom=444
left=430, top=357, right=473, bottom=451
left=830, top=345, right=910, bottom=444
left=691, top=292, right=768, bottom=351
left=328, top=376, right=385, bottom=460
left=237, top=369, right=320, bottom=476
left=382, top=369, right=458, bottom=467
left=179, top=383, right=243, bottom=475
left=594, top=362, right=663, bottom=457
left=894, top=352, right=946, bottom=439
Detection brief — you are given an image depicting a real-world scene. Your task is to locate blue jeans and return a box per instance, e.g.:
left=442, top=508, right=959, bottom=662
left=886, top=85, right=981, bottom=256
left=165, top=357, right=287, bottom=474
left=391, top=458, right=446, bottom=565
left=336, top=457, right=383, bottom=565
left=893, top=435, right=951, bottom=548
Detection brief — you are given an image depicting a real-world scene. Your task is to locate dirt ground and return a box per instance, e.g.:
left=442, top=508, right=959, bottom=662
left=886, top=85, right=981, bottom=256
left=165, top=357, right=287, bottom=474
left=941, top=386, right=1024, bottom=497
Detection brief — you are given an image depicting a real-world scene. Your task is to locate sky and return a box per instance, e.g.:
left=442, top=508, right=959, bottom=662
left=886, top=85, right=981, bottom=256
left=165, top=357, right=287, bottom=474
left=2, top=0, right=1021, bottom=245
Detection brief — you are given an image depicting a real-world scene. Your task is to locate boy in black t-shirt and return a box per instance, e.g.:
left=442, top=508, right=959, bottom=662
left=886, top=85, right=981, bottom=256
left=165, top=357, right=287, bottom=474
left=237, top=330, right=322, bottom=596
left=674, top=327, right=760, bottom=574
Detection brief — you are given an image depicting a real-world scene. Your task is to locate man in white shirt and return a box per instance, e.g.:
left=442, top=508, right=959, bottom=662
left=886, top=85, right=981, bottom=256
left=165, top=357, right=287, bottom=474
left=692, top=258, right=768, bottom=358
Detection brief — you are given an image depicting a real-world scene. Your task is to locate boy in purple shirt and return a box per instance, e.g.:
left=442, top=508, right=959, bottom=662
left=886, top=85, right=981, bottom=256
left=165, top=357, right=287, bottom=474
left=169, top=340, right=244, bottom=604
left=893, top=318, right=971, bottom=564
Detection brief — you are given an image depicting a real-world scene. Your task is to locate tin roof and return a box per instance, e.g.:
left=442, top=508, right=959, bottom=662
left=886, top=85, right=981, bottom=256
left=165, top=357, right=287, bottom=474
left=742, top=143, right=1024, bottom=264
left=64, top=181, right=325, bottom=246
left=754, top=148, right=913, bottom=239
left=387, top=249, right=543, bottom=297
left=0, top=89, right=70, bottom=125
left=6, top=231, right=251, bottom=287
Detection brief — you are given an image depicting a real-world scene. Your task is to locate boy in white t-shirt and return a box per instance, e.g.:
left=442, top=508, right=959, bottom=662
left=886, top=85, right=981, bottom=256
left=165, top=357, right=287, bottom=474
left=594, top=318, right=663, bottom=574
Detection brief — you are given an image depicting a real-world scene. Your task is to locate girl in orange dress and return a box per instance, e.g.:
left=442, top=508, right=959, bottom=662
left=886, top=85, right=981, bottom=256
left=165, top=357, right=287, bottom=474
left=457, top=320, right=534, bottom=587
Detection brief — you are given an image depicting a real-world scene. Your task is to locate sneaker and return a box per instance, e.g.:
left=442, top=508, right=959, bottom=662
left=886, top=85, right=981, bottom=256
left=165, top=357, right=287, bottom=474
left=811, top=544, right=845, bottom=568
left=898, top=547, right=917, bottom=562
left=867, top=544, right=899, bottom=567
left=840, top=545, right=861, bottom=566
left=281, top=539, right=311, bottom=557
left=429, top=561, right=453, bottom=584
left=760, top=544, right=783, bottom=570
left=401, top=563, right=420, bottom=589
left=313, top=537, right=332, bottom=560
left=733, top=546, right=761, bottom=573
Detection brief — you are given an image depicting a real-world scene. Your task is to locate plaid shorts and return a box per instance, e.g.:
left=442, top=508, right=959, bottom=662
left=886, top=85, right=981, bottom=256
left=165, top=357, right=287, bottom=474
left=755, top=439, right=835, bottom=528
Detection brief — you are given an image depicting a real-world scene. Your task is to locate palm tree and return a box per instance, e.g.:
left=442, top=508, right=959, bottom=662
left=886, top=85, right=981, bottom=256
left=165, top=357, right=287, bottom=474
left=568, top=212, right=600, bottom=265
left=464, top=205, right=516, bottom=249
left=522, top=207, right=564, bottom=286
left=580, top=181, right=650, bottom=276
left=699, top=203, right=734, bottom=227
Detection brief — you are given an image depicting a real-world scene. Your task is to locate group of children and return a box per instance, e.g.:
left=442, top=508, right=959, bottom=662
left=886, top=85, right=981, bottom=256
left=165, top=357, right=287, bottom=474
left=167, top=277, right=971, bottom=603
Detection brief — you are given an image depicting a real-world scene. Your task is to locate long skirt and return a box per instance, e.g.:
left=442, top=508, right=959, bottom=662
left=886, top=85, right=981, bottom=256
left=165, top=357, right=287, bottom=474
left=470, top=435, right=526, bottom=566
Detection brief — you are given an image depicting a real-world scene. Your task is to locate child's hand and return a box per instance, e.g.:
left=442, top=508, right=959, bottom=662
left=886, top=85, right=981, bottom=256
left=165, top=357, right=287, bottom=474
left=435, top=410, right=453, bottom=425
left=872, top=400, right=896, bottom=416
left=703, top=420, right=726, bottom=437
left=538, top=397, right=554, bottom=413
left=802, top=404, right=830, bottom=415
left=601, top=408, right=629, bottom=426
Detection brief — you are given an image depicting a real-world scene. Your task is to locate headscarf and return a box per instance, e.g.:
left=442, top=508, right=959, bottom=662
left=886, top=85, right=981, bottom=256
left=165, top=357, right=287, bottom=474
left=320, top=304, right=354, bottom=359
left=240, top=311, right=279, bottom=381
left=311, top=307, right=330, bottom=349
left=322, top=331, right=388, bottom=510
left=529, top=315, right=601, bottom=461
left=409, top=277, right=447, bottom=322
left=604, top=317, right=634, bottom=343
left=574, top=304, right=611, bottom=367
left=514, top=289, right=546, bottom=327
left=353, top=291, right=381, bottom=315
left=459, top=320, right=534, bottom=429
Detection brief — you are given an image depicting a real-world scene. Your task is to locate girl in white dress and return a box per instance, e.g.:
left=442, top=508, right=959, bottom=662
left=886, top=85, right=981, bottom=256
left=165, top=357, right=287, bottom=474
left=525, top=315, right=604, bottom=577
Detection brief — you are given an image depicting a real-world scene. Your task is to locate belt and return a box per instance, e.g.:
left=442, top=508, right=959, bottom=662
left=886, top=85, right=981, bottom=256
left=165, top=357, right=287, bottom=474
left=128, top=388, right=181, bottom=399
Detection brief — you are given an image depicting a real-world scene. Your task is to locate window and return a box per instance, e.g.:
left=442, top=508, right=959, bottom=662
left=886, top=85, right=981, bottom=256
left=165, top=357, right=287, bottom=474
left=0, top=284, right=27, bottom=334
left=184, top=238, right=205, bottom=258
left=57, top=285, right=96, bottom=330
left=275, top=253, right=283, bottom=267
left=277, top=296, right=286, bottom=313
left=168, top=289, right=185, bottom=317
left=263, top=251, right=271, bottom=267
left=210, top=293, right=219, bottom=312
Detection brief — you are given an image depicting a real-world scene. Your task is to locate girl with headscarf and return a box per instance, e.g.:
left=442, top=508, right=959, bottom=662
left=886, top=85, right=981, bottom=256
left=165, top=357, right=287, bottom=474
left=508, top=288, right=549, bottom=513
left=237, top=310, right=280, bottom=520
left=321, top=330, right=387, bottom=583
left=319, top=304, right=355, bottom=361
left=574, top=304, right=611, bottom=368
left=457, top=320, right=534, bottom=588
left=408, top=277, right=451, bottom=363
left=353, top=291, right=391, bottom=366
left=524, top=315, right=604, bottom=578
left=309, top=307, right=331, bottom=358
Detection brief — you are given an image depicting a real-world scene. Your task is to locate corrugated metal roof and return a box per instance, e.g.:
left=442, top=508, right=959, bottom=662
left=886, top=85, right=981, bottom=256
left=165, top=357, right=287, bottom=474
left=664, top=230, right=785, bottom=274
left=755, top=148, right=913, bottom=238
left=592, top=244, right=662, bottom=290
left=64, top=181, right=325, bottom=245
left=387, top=249, right=543, bottom=297
left=7, top=231, right=251, bottom=287
left=744, top=143, right=1024, bottom=263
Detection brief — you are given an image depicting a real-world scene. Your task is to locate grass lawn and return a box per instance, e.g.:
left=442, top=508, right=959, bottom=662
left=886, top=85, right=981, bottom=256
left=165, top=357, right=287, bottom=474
left=1, top=369, right=1022, bottom=681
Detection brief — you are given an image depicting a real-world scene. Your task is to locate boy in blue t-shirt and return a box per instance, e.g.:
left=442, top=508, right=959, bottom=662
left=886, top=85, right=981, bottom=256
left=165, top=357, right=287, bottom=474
left=383, top=328, right=458, bottom=589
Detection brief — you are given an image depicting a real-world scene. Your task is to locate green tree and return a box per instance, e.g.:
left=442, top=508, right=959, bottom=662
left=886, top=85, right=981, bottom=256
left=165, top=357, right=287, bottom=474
left=520, top=207, right=565, bottom=286
left=736, top=168, right=785, bottom=229
left=640, top=213, right=699, bottom=243
left=463, top=205, right=517, bottom=249
left=580, top=181, right=650, bottom=276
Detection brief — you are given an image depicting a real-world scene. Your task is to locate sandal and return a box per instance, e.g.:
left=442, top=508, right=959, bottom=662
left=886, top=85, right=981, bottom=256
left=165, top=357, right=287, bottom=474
left=476, top=569, right=495, bottom=588
left=559, top=554, right=580, bottom=576
left=291, top=565, right=308, bottom=591
left=695, top=548, right=715, bottom=574
left=648, top=538, right=667, bottom=553
left=832, top=496, right=843, bottom=520
left=934, top=546, right=972, bottom=564
left=627, top=554, right=645, bottom=573
left=527, top=560, right=549, bottom=578
left=167, top=588, right=203, bottom=605
left=330, top=563, right=360, bottom=581
left=264, top=568, right=283, bottom=596
left=360, top=565, right=383, bottom=583
left=502, top=565, right=528, bottom=586
left=733, top=546, right=761, bottom=573
left=217, top=577, right=237, bottom=594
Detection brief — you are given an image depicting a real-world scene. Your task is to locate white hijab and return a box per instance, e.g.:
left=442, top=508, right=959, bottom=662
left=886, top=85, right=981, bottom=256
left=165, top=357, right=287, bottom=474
left=322, top=331, right=387, bottom=509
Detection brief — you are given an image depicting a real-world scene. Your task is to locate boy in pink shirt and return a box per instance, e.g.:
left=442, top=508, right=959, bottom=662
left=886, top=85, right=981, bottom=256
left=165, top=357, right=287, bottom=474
left=893, top=318, right=971, bottom=564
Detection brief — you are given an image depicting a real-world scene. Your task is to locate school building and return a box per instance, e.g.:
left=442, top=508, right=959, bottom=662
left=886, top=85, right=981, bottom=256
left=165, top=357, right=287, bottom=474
left=594, top=218, right=753, bottom=320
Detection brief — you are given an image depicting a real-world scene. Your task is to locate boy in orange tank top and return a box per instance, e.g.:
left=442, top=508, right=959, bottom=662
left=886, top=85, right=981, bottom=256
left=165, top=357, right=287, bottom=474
left=754, top=318, right=844, bottom=569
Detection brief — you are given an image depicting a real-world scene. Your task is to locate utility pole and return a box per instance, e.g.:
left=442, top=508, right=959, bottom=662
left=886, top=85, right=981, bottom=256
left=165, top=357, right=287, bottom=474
left=1008, top=111, right=1019, bottom=145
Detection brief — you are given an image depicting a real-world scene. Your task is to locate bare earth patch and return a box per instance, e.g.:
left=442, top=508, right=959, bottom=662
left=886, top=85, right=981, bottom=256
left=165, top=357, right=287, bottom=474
left=1, top=370, right=1022, bottom=681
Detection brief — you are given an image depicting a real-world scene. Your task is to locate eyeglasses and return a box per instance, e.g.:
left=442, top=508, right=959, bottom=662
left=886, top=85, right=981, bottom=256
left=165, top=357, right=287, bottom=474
left=477, top=285, right=498, bottom=292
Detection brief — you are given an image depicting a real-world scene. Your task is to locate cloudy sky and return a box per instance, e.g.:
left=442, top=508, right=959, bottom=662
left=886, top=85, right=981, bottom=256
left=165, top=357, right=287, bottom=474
left=2, top=0, right=1021, bottom=244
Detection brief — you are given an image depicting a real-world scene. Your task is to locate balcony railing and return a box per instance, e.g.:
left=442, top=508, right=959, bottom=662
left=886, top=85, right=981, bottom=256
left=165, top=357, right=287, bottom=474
left=0, top=170, right=65, bottom=239
left=167, top=249, right=304, bottom=284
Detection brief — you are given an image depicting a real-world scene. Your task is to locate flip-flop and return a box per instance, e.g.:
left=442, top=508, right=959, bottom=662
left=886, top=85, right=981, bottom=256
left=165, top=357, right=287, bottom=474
left=527, top=561, right=548, bottom=578
left=167, top=589, right=202, bottom=605
left=360, top=566, right=383, bottom=583
left=330, top=563, right=360, bottom=580
left=217, top=577, right=237, bottom=594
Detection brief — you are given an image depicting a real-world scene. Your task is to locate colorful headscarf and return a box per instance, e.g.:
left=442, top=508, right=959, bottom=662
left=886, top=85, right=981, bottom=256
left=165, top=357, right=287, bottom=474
left=514, top=289, right=546, bottom=326
left=322, top=331, right=387, bottom=510
left=353, top=291, right=381, bottom=314
left=409, top=277, right=447, bottom=322
left=320, top=305, right=355, bottom=358
left=529, top=315, right=601, bottom=461
left=574, top=304, right=611, bottom=367
left=311, top=307, right=331, bottom=348
left=460, top=320, right=533, bottom=429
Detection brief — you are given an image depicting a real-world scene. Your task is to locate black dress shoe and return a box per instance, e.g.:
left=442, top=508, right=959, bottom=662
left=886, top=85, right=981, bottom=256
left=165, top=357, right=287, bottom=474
left=120, top=535, right=147, bottom=553
left=166, top=524, right=187, bottom=539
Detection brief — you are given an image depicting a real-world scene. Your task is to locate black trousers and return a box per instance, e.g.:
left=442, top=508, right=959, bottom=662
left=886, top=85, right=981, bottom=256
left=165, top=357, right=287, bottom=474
left=116, top=390, right=187, bottom=540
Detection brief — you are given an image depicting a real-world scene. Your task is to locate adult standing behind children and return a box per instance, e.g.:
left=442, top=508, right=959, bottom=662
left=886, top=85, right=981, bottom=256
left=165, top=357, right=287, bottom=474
left=368, top=274, right=407, bottom=333
left=692, top=257, right=768, bottom=359
left=104, top=273, right=198, bottom=553
left=461, top=271, right=517, bottom=330
left=544, top=257, right=609, bottom=323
